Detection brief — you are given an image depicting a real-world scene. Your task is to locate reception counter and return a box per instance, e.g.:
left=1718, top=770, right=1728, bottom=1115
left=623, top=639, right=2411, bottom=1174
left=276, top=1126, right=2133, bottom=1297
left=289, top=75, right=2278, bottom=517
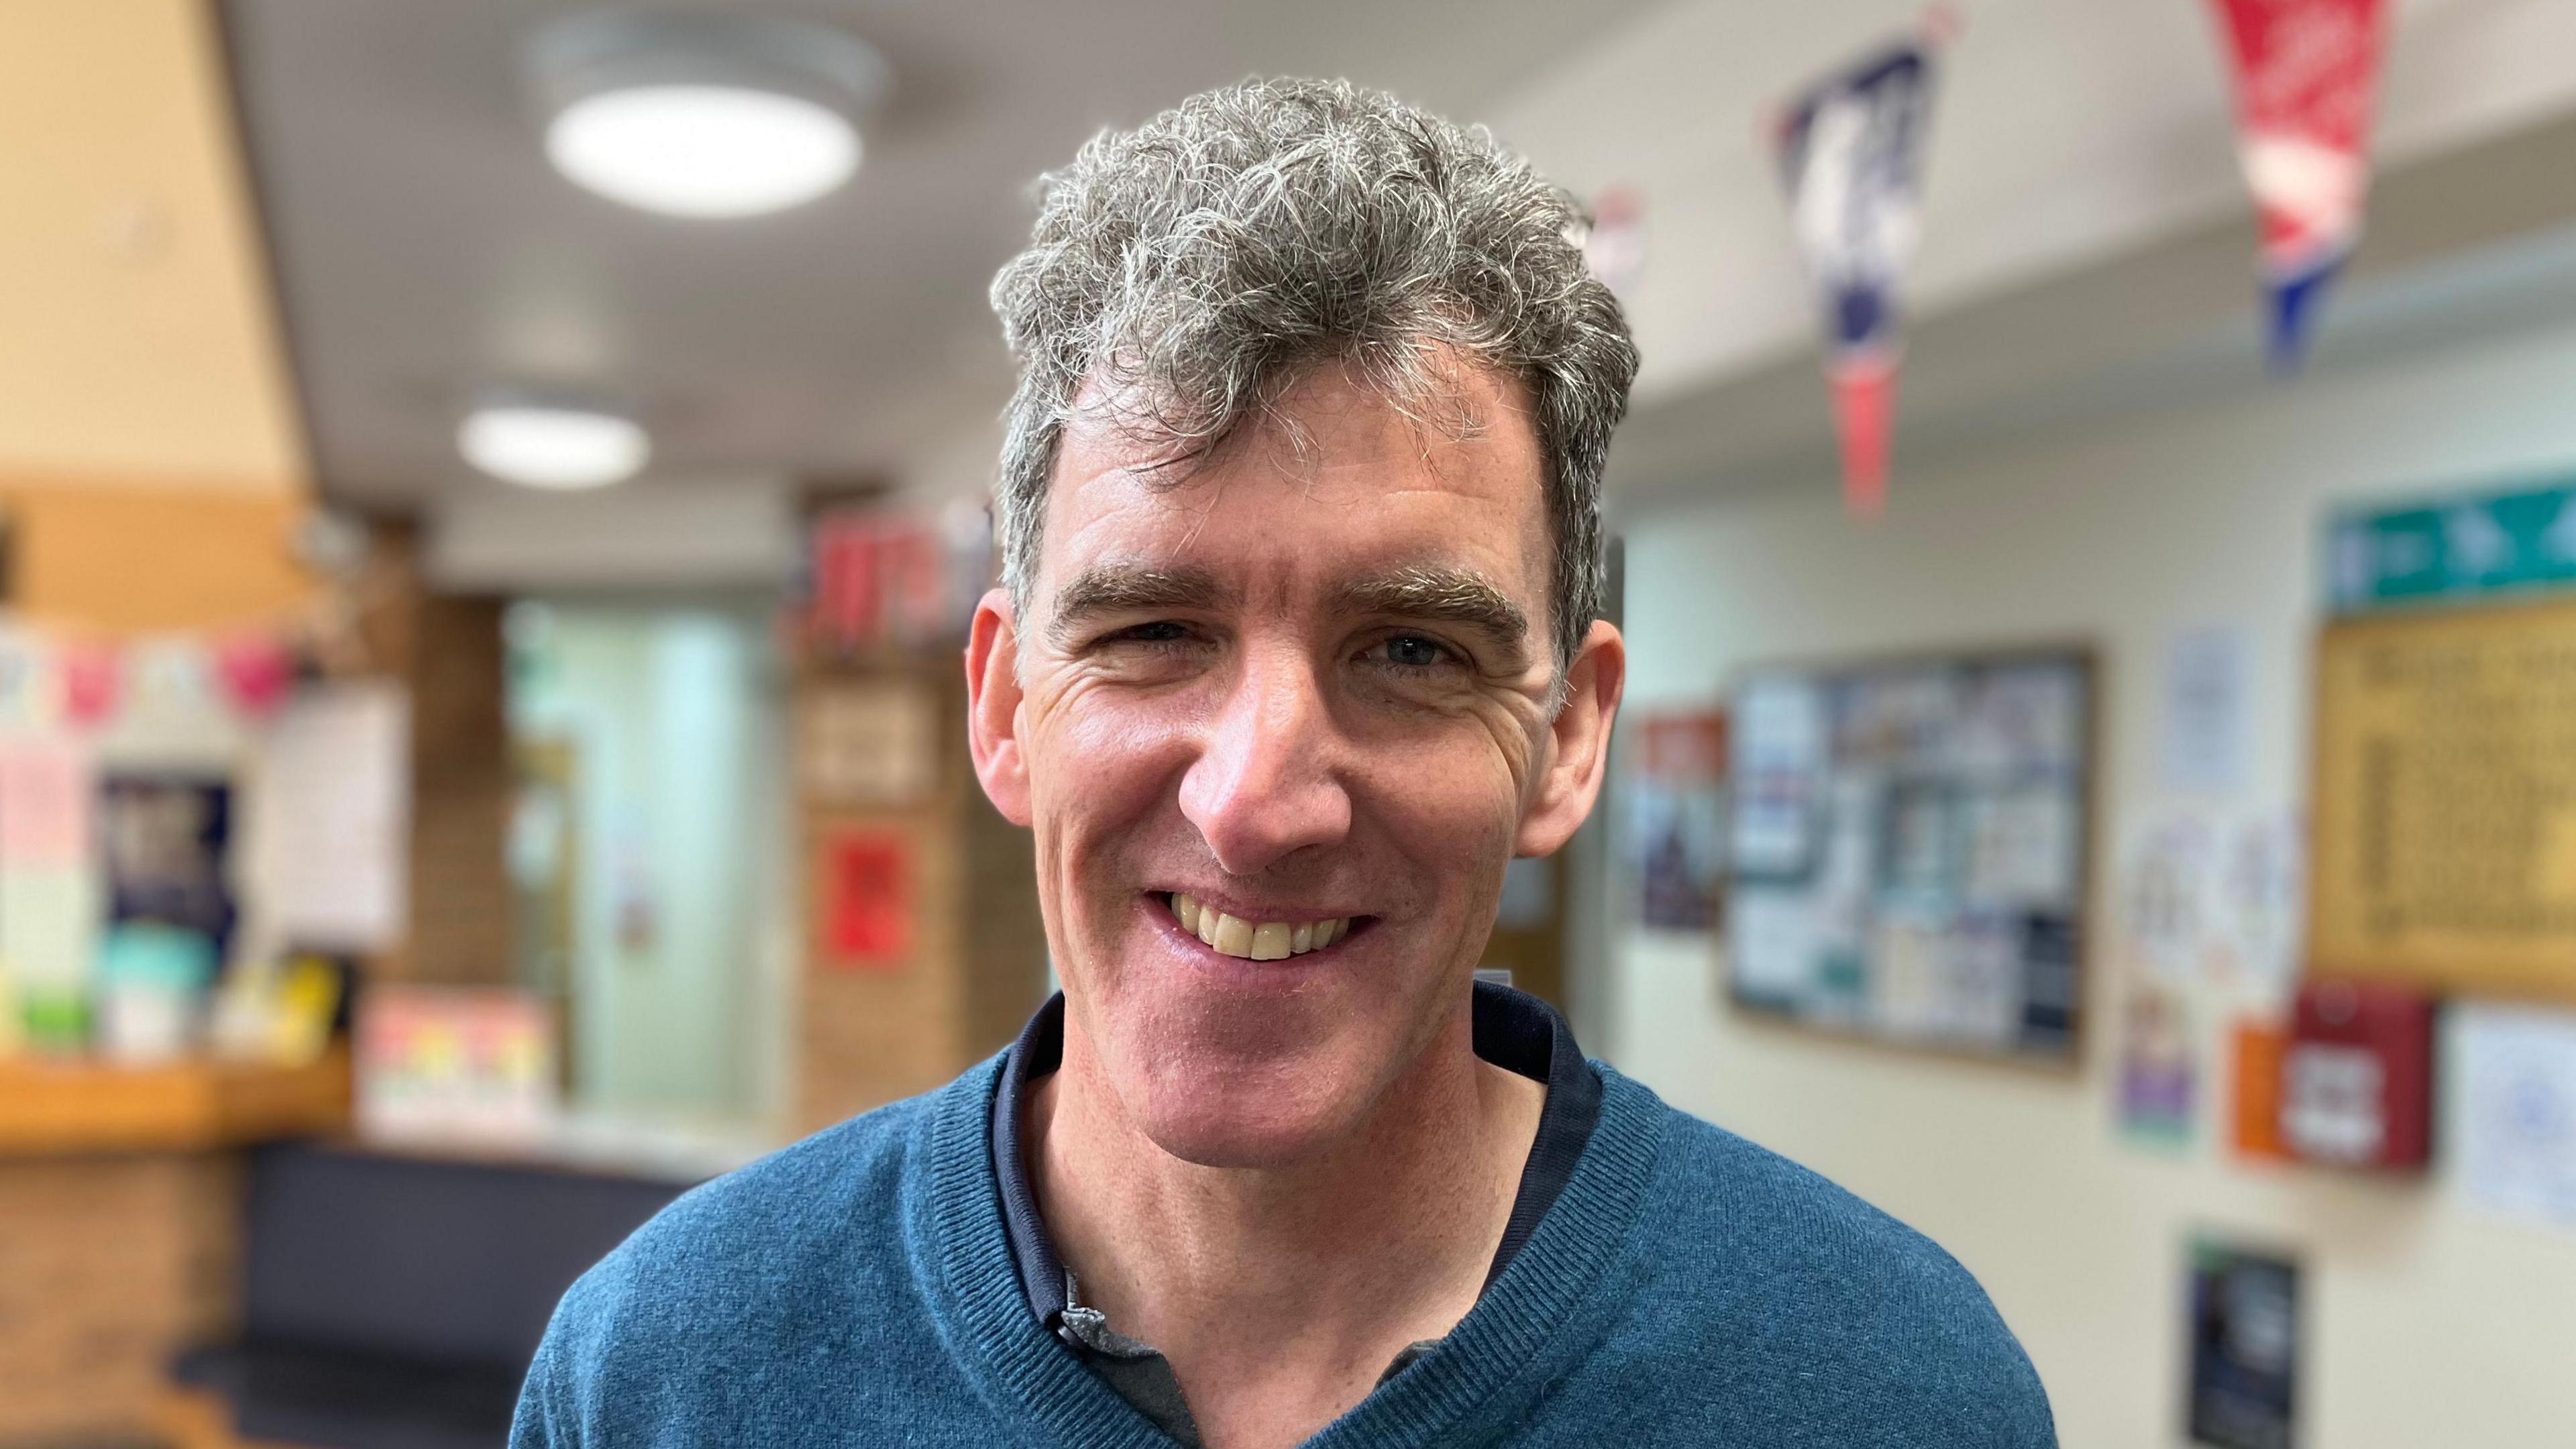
left=0, top=1053, right=352, bottom=1445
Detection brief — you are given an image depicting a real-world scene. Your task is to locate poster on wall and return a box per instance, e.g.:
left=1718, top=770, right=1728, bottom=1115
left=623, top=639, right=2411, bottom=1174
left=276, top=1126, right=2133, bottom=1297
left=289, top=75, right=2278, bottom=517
left=2308, top=597, right=2576, bottom=1004
left=2120, top=983, right=2199, bottom=1147
left=0, top=735, right=91, bottom=867
left=357, top=986, right=559, bottom=1147
left=0, top=737, right=98, bottom=996
left=258, top=681, right=411, bottom=953
left=1723, top=645, right=2092, bottom=1061
left=99, top=775, right=235, bottom=959
left=1622, top=710, right=1728, bottom=930
left=2163, top=625, right=2251, bottom=796
left=2187, top=1238, right=2301, bottom=1449
left=2118, top=807, right=2306, bottom=998
left=2450, top=1002, right=2576, bottom=1229
left=799, top=679, right=938, bottom=808
left=818, top=826, right=913, bottom=971
left=2231, top=1018, right=2292, bottom=1161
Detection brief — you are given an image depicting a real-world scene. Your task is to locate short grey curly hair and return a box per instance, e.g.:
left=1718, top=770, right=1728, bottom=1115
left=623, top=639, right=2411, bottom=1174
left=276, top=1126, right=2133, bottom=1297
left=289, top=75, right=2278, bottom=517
left=988, top=76, right=1639, bottom=671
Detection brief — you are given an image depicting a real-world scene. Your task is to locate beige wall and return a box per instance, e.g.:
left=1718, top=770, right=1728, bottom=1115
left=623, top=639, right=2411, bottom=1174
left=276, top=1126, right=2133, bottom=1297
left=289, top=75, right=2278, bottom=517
left=0, top=1, right=317, bottom=633
left=1485, top=0, right=2576, bottom=407
left=1610, top=317, right=2576, bottom=1447
left=0, top=0, right=305, bottom=493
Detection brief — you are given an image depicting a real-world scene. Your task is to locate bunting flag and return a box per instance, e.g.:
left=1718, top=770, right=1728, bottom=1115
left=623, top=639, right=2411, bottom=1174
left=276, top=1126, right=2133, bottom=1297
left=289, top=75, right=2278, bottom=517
left=214, top=634, right=298, bottom=718
left=58, top=642, right=123, bottom=728
left=1773, top=22, right=1947, bottom=518
left=2205, top=0, right=2390, bottom=371
left=1582, top=184, right=1648, bottom=301
left=0, top=624, right=315, bottom=733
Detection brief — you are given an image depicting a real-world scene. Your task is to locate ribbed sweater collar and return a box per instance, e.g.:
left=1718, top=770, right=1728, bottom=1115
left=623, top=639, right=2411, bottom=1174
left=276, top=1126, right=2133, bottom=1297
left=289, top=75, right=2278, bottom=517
left=912, top=1035, right=1668, bottom=1448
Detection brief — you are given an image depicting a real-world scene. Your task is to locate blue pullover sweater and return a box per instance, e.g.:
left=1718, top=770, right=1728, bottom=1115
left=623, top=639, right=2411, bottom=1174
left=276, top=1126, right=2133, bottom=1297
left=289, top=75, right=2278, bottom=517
left=513, top=1049, right=2055, bottom=1447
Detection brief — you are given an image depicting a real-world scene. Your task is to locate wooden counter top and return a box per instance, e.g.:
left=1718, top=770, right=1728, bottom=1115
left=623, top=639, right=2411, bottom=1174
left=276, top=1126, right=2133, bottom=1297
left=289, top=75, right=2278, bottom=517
left=0, top=1049, right=351, bottom=1157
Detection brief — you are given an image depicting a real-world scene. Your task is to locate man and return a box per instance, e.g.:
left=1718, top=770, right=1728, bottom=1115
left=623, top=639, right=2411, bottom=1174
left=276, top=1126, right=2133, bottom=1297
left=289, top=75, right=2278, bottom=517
left=513, top=78, right=2053, bottom=1448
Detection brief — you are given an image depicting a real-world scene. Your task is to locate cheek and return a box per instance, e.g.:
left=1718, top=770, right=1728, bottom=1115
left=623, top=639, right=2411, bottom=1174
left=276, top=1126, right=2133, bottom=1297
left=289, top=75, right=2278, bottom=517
left=1364, top=684, right=1546, bottom=809
left=1024, top=676, right=1199, bottom=888
left=1346, top=716, right=1529, bottom=903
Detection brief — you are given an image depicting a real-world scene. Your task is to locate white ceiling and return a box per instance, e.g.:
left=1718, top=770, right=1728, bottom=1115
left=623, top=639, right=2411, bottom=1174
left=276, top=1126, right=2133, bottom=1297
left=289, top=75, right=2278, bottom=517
left=230, top=0, right=2576, bottom=556
left=225, top=0, right=1677, bottom=510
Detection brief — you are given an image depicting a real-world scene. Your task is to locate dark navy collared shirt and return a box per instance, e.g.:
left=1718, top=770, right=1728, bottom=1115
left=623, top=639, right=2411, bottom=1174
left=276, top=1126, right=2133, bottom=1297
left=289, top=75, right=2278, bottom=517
left=987, top=981, right=1604, bottom=1446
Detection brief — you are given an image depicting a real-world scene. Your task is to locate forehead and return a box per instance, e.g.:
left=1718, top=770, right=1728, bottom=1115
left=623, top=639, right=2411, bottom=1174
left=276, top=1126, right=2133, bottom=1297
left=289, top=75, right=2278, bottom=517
left=1038, top=358, right=1551, bottom=614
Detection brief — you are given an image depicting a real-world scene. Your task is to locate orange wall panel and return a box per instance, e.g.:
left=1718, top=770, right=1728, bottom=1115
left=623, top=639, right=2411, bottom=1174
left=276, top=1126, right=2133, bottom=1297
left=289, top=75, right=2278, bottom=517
left=1, top=482, right=317, bottom=633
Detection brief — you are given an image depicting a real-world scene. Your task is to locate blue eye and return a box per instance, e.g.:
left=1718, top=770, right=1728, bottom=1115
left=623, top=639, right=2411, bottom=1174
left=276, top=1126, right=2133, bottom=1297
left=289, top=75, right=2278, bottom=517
left=1382, top=634, right=1451, bottom=669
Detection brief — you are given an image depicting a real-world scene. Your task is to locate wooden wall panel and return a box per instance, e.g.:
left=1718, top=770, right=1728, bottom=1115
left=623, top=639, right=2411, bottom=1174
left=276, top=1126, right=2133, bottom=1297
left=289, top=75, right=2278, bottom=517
left=0, top=1154, right=242, bottom=1444
left=350, top=519, right=513, bottom=989
left=792, top=662, right=1048, bottom=1134
left=798, top=804, right=967, bottom=1131
left=0, top=484, right=318, bottom=633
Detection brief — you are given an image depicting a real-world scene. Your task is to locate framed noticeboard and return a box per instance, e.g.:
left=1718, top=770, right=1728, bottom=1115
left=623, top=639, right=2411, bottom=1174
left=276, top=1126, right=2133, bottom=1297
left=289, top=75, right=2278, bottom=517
left=2310, top=596, right=2576, bottom=1005
left=1724, top=644, right=2094, bottom=1063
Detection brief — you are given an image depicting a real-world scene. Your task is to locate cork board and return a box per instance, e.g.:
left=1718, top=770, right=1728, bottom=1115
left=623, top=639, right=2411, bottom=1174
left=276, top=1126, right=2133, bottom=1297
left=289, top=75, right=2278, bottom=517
left=2310, top=598, right=2576, bottom=1002
left=1724, top=644, right=2094, bottom=1063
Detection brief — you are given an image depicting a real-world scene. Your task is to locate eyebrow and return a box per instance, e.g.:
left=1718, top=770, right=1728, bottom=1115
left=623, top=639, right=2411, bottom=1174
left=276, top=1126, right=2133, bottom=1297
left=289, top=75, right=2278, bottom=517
left=1047, top=563, right=1236, bottom=647
left=1332, top=566, right=1534, bottom=667
left=1046, top=559, right=1536, bottom=668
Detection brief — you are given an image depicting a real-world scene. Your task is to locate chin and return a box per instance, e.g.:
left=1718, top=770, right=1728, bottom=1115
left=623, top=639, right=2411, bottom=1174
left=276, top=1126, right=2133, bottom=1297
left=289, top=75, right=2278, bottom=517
left=1119, top=1040, right=1377, bottom=1169
left=1064, top=901, right=1462, bottom=1167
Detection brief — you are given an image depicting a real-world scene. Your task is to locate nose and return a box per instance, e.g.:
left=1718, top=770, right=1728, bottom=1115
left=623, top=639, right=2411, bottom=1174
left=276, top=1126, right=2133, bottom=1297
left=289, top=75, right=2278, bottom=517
left=1177, top=643, right=1352, bottom=876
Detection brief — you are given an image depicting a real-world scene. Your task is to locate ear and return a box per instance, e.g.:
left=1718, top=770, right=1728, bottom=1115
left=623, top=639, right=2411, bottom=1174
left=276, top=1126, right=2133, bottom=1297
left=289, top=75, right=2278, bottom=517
left=1515, top=619, right=1625, bottom=857
left=965, top=587, right=1032, bottom=826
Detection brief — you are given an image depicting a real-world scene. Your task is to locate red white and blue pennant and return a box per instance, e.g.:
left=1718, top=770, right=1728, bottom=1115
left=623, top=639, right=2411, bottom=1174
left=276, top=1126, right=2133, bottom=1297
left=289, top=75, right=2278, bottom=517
left=2204, top=0, right=2390, bottom=370
left=1771, top=14, right=1951, bottom=518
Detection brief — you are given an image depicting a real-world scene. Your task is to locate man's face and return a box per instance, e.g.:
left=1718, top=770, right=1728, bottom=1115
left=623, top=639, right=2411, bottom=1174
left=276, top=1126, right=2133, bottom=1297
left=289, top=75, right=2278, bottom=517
left=967, top=356, right=1621, bottom=1166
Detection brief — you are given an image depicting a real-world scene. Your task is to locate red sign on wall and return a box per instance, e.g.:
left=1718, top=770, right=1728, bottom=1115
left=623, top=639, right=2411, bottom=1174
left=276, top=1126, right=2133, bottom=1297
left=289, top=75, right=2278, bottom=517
left=2280, top=979, right=2432, bottom=1171
left=821, top=829, right=912, bottom=969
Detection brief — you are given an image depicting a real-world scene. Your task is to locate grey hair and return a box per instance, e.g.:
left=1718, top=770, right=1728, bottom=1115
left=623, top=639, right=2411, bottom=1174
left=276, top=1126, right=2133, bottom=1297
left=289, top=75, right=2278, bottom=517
left=987, top=76, right=1639, bottom=672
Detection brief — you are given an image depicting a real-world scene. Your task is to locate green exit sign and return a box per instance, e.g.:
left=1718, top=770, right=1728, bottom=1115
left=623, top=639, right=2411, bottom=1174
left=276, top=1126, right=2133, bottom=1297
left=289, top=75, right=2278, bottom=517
left=2329, top=476, right=2576, bottom=612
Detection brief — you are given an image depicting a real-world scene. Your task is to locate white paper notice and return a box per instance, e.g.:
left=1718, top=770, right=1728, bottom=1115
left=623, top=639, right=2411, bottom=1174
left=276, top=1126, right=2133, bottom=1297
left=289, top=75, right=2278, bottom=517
left=2164, top=625, right=2250, bottom=795
left=0, top=735, right=91, bottom=867
left=1730, top=678, right=1827, bottom=878
left=2452, top=1003, right=2576, bottom=1230
left=1727, top=888, right=1818, bottom=1004
left=258, top=682, right=411, bottom=951
left=0, top=868, right=99, bottom=989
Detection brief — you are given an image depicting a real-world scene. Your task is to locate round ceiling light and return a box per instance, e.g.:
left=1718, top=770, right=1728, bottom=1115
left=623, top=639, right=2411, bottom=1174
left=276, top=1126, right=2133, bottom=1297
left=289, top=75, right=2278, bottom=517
left=548, top=86, right=857, bottom=218
left=458, top=404, right=649, bottom=490
left=525, top=11, right=890, bottom=219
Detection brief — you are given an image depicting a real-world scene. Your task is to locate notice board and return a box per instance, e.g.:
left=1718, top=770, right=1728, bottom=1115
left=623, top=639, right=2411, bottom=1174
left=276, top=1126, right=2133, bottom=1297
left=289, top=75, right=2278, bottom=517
left=1724, top=645, right=2093, bottom=1062
left=2310, top=597, right=2576, bottom=1004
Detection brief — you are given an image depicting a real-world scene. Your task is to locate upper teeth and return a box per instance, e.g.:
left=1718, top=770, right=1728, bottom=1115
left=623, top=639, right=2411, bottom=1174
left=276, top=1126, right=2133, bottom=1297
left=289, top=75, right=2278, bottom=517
left=1172, top=893, right=1349, bottom=961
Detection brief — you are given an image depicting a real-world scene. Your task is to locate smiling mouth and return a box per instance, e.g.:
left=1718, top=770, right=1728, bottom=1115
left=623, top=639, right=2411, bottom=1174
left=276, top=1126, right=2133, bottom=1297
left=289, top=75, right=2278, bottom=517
left=1163, top=892, right=1361, bottom=961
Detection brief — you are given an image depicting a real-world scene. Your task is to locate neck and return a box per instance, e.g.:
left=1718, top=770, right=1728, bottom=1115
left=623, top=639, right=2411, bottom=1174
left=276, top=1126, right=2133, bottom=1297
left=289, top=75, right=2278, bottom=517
left=1028, top=1000, right=1545, bottom=1449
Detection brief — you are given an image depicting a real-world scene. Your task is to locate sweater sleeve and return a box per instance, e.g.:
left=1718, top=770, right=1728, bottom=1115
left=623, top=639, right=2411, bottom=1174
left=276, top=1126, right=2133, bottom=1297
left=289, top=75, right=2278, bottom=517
left=509, top=1289, right=589, bottom=1449
left=509, top=1248, right=633, bottom=1449
left=1968, top=1318, right=2059, bottom=1448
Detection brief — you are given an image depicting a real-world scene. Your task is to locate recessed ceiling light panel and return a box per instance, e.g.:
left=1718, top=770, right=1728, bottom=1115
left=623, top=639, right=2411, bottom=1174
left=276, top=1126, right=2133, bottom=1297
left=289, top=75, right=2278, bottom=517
left=460, top=404, right=649, bottom=489
left=525, top=11, right=890, bottom=219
